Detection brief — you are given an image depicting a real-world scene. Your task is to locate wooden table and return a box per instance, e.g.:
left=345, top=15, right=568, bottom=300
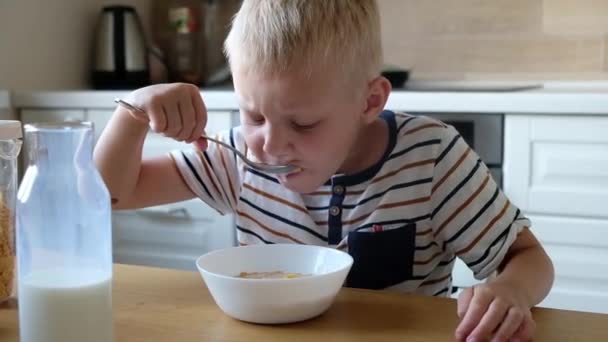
left=1, top=264, right=608, bottom=341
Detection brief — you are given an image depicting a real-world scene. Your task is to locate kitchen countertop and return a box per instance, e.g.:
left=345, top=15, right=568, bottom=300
left=10, top=81, right=608, bottom=114
left=1, top=264, right=607, bottom=341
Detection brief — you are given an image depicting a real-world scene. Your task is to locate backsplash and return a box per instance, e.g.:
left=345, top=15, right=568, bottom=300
left=379, top=0, right=608, bottom=81
left=2, top=0, right=607, bottom=91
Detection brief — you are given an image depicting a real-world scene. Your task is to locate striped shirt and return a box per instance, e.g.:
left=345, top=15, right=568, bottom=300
left=170, top=111, right=528, bottom=296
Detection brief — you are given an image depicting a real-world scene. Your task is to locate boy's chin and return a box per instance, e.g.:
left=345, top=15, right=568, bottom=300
left=278, top=176, right=325, bottom=194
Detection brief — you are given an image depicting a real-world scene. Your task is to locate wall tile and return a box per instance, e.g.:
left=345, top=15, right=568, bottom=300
left=543, top=0, right=608, bottom=34
left=383, top=34, right=604, bottom=73
left=379, top=0, right=543, bottom=35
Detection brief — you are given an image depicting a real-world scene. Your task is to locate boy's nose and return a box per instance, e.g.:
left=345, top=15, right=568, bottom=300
left=262, top=124, right=289, bottom=158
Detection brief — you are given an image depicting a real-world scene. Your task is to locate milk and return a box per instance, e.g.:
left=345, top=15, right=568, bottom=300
left=19, top=268, right=113, bottom=342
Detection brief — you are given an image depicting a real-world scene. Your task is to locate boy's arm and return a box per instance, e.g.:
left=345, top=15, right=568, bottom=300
left=455, top=229, right=554, bottom=341
left=94, top=107, right=196, bottom=209
left=493, top=228, right=554, bottom=307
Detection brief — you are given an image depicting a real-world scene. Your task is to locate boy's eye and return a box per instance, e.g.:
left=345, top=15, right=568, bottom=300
left=291, top=121, right=319, bottom=131
left=247, top=115, right=265, bottom=125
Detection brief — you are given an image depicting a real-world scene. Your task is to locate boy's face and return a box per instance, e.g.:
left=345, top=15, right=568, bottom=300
left=233, top=67, right=369, bottom=193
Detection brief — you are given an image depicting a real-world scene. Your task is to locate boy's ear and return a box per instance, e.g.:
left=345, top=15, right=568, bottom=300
left=362, top=76, right=392, bottom=124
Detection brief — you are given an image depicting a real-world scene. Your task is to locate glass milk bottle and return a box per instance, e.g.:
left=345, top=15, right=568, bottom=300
left=0, top=121, right=22, bottom=303
left=16, top=122, right=113, bottom=342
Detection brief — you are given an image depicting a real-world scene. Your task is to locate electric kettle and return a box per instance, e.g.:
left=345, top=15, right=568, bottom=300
left=91, top=5, right=149, bottom=89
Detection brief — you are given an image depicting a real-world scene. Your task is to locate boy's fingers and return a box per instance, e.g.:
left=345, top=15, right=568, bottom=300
left=177, top=98, right=196, bottom=141
left=457, top=287, right=473, bottom=318
left=455, top=287, right=492, bottom=340
left=468, top=299, right=509, bottom=341
left=490, top=306, right=524, bottom=341
left=163, top=102, right=181, bottom=137
left=512, top=315, right=535, bottom=342
left=194, top=136, right=208, bottom=151
left=190, top=87, right=208, bottom=141
left=148, top=103, right=167, bottom=133
left=190, top=93, right=207, bottom=142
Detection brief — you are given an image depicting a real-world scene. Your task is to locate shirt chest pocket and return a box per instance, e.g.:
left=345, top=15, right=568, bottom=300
left=345, top=223, right=416, bottom=290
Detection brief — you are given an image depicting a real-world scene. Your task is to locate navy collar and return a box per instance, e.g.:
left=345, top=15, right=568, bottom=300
left=325, top=110, right=397, bottom=187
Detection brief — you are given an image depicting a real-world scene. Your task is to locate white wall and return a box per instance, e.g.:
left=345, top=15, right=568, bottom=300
left=0, top=0, right=151, bottom=91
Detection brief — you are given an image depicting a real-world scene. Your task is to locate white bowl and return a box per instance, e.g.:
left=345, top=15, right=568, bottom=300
left=195, top=244, right=353, bottom=324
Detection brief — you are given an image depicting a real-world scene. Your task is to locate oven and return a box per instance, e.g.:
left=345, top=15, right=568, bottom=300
left=420, top=113, right=503, bottom=187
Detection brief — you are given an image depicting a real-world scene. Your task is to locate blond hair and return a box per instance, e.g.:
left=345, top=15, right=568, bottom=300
left=224, top=0, right=382, bottom=82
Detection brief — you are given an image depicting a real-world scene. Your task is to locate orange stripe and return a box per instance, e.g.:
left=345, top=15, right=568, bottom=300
left=237, top=210, right=304, bottom=244
left=416, top=227, right=433, bottom=236
left=432, top=147, right=471, bottom=193
left=403, top=123, right=444, bottom=135
left=371, top=159, right=435, bottom=184
left=421, top=273, right=451, bottom=287
left=243, top=183, right=308, bottom=213
left=314, top=196, right=430, bottom=226
left=434, top=172, right=491, bottom=238
left=219, top=147, right=237, bottom=205
left=377, top=196, right=431, bottom=210
left=456, top=201, right=511, bottom=255
left=341, top=196, right=430, bottom=225
left=414, top=250, right=443, bottom=265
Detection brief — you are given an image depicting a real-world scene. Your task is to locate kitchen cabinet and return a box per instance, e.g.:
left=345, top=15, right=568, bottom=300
left=19, top=107, right=239, bottom=271
left=504, top=114, right=608, bottom=314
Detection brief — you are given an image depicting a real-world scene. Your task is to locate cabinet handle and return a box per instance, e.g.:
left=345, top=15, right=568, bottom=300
left=168, top=207, right=189, bottom=218
left=136, top=207, right=191, bottom=219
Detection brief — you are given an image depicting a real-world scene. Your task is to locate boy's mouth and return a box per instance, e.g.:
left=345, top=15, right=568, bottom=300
left=277, top=167, right=303, bottom=181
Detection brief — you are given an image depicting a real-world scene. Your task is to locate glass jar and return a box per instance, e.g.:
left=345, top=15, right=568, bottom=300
left=166, top=1, right=203, bottom=84
left=0, top=120, right=22, bottom=303
left=16, top=122, right=113, bottom=342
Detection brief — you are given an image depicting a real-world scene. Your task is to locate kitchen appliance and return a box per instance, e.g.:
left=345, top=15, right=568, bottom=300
left=381, top=66, right=410, bottom=88
left=152, top=0, right=241, bottom=86
left=422, top=113, right=504, bottom=186
left=91, top=5, right=149, bottom=89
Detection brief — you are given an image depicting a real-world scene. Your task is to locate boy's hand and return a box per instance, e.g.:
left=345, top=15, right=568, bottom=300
left=123, top=83, right=208, bottom=149
left=455, top=281, right=536, bottom=342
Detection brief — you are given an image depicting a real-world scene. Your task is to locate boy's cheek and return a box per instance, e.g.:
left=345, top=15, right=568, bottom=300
left=242, top=133, right=264, bottom=155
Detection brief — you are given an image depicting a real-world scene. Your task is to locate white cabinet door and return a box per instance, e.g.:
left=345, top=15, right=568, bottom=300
left=112, top=110, right=238, bottom=270
left=504, top=115, right=608, bottom=218
left=530, top=214, right=608, bottom=313
left=504, top=114, right=608, bottom=314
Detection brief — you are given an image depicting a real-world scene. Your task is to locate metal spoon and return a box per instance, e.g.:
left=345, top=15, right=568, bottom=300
left=114, top=98, right=298, bottom=174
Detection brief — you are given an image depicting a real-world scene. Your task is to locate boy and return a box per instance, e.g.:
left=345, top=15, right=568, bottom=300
left=94, top=1, right=554, bottom=341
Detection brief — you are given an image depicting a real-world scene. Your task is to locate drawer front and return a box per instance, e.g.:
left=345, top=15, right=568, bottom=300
left=113, top=201, right=236, bottom=270
left=504, top=115, right=608, bottom=218
left=528, top=214, right=608, bottom=313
